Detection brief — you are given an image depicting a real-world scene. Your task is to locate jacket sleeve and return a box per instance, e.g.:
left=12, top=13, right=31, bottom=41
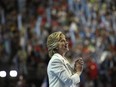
left=50, top=58, right=80, bottom=86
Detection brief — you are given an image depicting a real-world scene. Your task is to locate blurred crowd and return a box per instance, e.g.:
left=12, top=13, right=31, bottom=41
left=0, top=0, right=116, bottom=87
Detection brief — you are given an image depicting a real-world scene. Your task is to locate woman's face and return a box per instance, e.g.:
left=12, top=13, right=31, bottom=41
left=57, top=36, right=69, bottom=54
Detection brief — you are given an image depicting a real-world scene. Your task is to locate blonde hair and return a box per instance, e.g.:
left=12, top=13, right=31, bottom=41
left=47, top=31, right=65, bottom=57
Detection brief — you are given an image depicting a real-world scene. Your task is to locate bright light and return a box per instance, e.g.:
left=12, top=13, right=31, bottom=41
left=0, top=71, right=7, bottom=77
left=9, top=70, right=17, bottom=77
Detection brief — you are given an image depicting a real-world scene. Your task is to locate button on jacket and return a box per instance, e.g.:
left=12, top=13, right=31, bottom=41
left=47, top=53, right=80, bottom=87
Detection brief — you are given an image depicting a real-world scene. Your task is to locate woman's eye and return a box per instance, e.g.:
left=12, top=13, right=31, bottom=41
left=61, top=40, right=64, bottom=42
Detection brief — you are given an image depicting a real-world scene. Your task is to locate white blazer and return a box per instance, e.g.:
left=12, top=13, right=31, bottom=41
left=47, top=53, right=80, bottom=87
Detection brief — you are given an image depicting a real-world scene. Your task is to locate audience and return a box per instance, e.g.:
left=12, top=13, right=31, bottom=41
left=0, top=0, right=116, bottom=87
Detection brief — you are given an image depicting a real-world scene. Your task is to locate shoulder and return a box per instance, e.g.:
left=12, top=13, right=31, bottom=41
left=49, top=53, right=64, bottom=64
left=47, top=53, right=65, bottom=72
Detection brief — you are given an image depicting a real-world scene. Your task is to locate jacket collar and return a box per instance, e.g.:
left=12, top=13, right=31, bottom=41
left=54, top=53, right=70, bottom=65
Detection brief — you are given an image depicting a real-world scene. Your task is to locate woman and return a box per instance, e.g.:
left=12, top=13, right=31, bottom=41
left=47, top=31, right=84, bottom=87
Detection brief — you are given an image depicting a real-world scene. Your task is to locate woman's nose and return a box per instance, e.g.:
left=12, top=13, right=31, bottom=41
left=65, top=41, right=68, bottom=44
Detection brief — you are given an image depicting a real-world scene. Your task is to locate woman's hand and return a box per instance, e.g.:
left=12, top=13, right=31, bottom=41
left=74, top=58, right=84, bottom=75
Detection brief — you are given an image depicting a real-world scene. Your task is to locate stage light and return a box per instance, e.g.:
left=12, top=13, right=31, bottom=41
left=9, top=70, right=17, bottom=77
left=0, top=71, right=7, bottom=78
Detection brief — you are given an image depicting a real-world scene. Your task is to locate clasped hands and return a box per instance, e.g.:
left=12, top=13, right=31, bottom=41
left=74, top=58, right=84, bottom=76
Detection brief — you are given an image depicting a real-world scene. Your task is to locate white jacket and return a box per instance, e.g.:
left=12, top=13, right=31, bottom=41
left=47, top=53, right=80, bottom=87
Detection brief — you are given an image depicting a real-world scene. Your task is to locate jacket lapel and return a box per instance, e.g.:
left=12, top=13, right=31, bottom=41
left=54, top=53, right=74, bottom=74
